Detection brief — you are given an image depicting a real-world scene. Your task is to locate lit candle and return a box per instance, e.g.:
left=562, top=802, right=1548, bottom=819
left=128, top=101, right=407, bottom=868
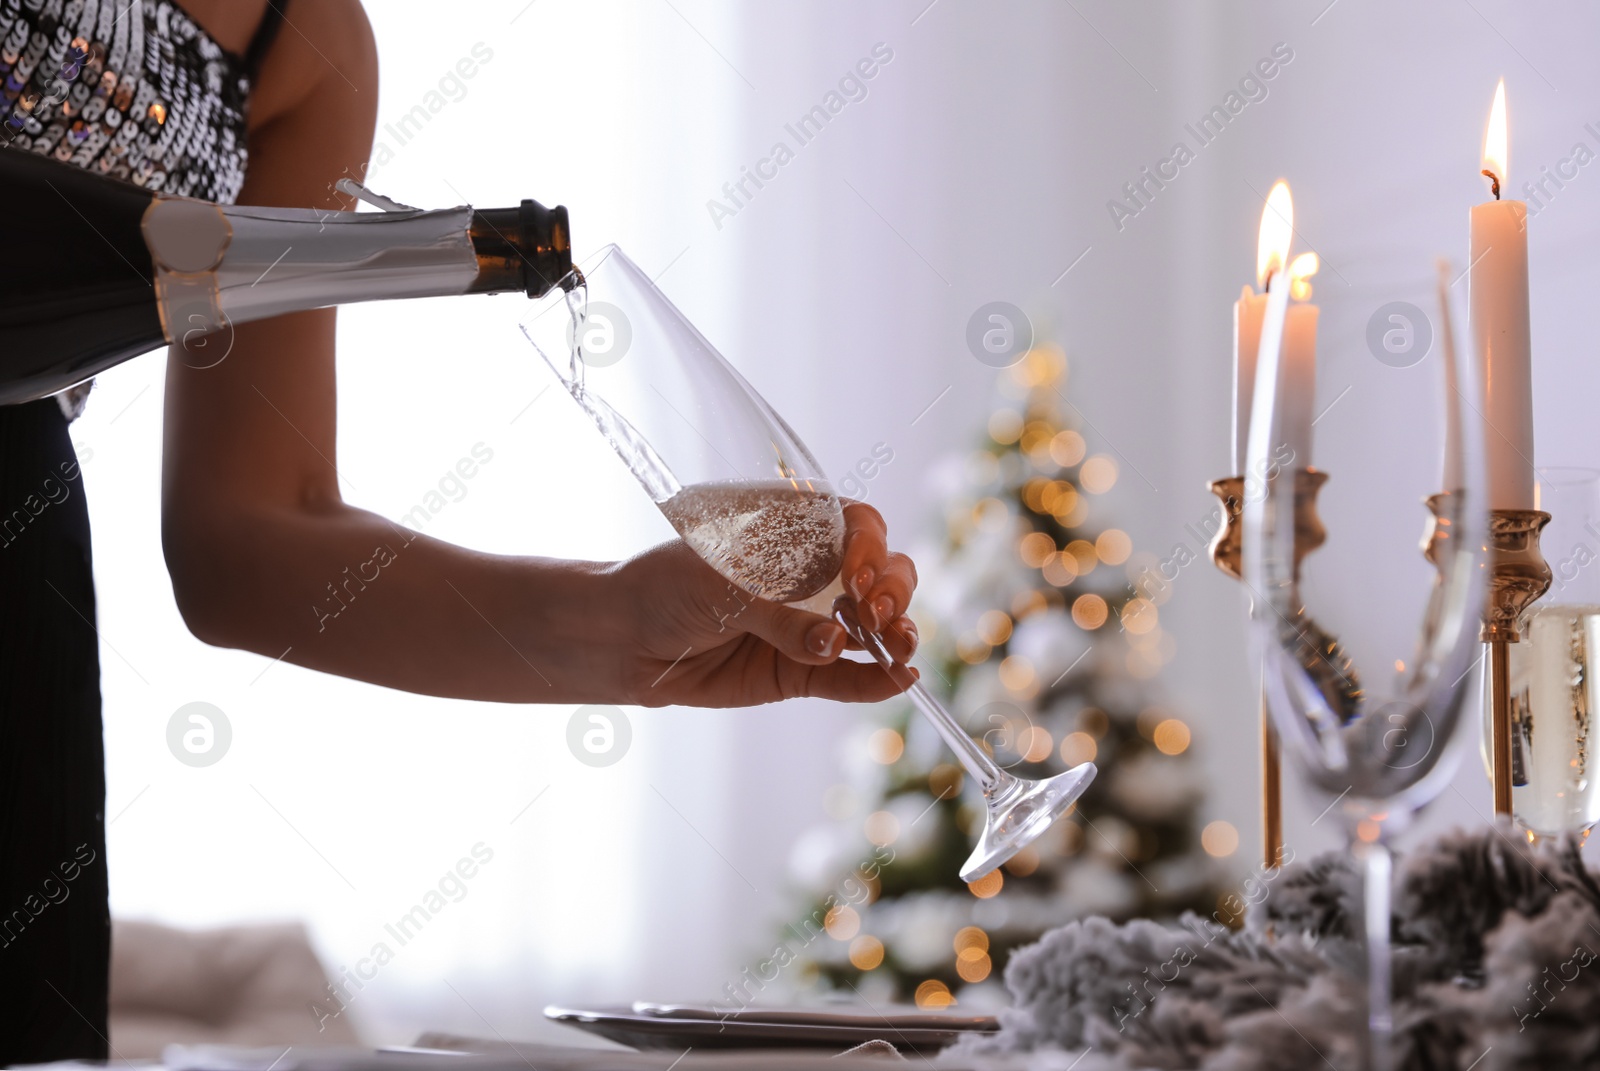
left=1233, top=279, right=1264, bottom=475
left=1435, top=258, right=1463, bottom=491
left=1282, top=251, right=1320, bottom=471
left=1469, top=79, right=1535, bottom=509
left=1234, top=181, right=1318, bottom=473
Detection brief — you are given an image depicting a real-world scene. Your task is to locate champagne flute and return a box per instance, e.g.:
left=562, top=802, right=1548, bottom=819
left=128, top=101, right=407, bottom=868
left=520, top=245, right=1095, bottom=881
left=1495, top=467, right=1600, bottom=843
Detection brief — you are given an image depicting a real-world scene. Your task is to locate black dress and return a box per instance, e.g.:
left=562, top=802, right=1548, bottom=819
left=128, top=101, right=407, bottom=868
left=0, top=0, right=282, bottom=1059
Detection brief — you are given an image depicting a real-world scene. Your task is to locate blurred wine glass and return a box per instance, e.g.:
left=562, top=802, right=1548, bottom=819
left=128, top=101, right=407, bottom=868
left=1242, top=267, right=1487, bottom=1070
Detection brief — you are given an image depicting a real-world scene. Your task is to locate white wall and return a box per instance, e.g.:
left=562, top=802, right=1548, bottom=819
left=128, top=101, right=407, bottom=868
left=81, top=0, right=1600, bottom=1047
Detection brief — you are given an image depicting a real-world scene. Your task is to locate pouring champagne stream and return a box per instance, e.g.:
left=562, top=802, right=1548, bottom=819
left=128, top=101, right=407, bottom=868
left=523, top=246, right=1095, bottom=882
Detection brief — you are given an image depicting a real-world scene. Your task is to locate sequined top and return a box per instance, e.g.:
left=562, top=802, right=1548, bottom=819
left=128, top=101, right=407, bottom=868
left=0, top=0, right=282, bottom=418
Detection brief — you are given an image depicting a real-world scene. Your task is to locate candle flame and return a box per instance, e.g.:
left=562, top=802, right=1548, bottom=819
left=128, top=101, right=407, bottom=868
left=1287, top=252, right=1319, bottom=301
left=1483, top=78, right=1508, bottom=192
left=1256, top=180, right=1294, bottom=290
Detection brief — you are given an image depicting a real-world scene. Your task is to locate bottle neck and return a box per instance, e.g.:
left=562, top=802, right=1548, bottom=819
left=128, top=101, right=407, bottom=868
left=466, top=200, right=573, bottom=297
left=142, top=197, right=573, bottom=346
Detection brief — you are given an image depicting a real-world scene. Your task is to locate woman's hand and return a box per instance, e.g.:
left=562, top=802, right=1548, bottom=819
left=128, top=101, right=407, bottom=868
left=616, top=502, right=920, bottom=708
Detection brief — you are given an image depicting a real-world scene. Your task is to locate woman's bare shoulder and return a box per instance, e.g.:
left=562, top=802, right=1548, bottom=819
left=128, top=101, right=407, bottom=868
left=249, top=0, right=379, bottom=132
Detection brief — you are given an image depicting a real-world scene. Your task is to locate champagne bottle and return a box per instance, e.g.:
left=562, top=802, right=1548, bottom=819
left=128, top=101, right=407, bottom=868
left=0, top=147, right=572, bottom=405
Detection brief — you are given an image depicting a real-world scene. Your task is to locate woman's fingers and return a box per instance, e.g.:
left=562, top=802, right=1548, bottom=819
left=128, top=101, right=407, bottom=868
left=863, top=552, right=918, bottom=632
left=686, top=500, right=921, bottom=702
left=880, top=614, right=918, bottom=663
left=840, top=501, right=889, bottom=600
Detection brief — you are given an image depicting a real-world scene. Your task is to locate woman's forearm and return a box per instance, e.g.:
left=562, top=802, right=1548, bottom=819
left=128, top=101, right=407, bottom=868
left=163, top=500, right=636, bottom=703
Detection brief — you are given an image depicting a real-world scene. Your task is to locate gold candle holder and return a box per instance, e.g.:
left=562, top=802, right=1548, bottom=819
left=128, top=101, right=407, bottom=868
left=1479, top=508, right=1552, bottom=815
left=1207, top=469, right=1328, bottom=583
left=1209, top=467, right=1331, bottom=869
left=1207, top=475, right=1245, bottom=580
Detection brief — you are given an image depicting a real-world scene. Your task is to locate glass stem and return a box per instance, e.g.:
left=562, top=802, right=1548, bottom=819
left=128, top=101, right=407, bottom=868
left=833, top=602, right=1006, bottom=793
left=1356, top=833, right=1393, bottom=1071
left=901, top=679, right=1005, bottom=794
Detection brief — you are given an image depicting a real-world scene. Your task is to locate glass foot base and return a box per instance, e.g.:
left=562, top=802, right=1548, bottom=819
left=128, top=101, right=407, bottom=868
left=960, top=763, right=1097, bottom=883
